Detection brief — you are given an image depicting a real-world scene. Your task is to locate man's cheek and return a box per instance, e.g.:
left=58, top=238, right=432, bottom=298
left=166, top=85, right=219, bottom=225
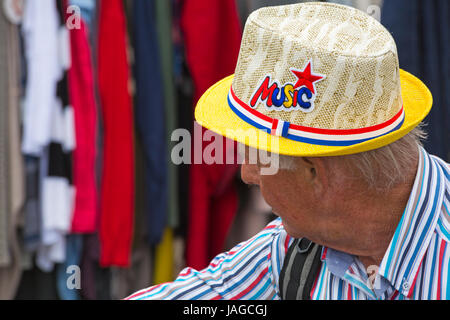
left=259, top=185, right=282, bottom=214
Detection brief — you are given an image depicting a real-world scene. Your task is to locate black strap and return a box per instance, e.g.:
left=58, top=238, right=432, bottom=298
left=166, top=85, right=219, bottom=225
left=279, top=238, right=323, bottom=300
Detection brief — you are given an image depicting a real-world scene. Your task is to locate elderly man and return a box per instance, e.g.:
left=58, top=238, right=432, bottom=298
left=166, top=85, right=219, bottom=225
left=128, top=2, right=449, bottom=300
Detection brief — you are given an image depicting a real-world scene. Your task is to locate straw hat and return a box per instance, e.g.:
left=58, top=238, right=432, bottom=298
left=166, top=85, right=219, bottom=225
left=194, top=2, right=432, bottom=157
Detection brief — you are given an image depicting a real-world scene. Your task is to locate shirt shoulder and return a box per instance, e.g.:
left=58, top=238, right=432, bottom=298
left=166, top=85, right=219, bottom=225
left=431, top=155, right=450, bottom=242
left=126, top=218, right=293, bottom=300
left=436, top=193, right=450, bottom=243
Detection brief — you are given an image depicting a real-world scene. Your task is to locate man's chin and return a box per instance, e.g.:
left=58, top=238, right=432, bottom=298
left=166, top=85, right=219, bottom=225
left=280, top=219, right=304, bottom=239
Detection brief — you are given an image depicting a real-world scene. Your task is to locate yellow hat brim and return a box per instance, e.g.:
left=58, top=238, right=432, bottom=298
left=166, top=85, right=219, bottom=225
left=194, top=69, right=432, bottom=157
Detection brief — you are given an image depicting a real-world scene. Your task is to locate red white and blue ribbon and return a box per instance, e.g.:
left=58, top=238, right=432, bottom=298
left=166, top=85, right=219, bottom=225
left=227, top=88, right=405, bottom=147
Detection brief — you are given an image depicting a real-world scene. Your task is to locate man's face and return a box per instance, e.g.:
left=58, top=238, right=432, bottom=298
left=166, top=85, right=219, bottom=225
left=240, top=153, right=321, bottom=239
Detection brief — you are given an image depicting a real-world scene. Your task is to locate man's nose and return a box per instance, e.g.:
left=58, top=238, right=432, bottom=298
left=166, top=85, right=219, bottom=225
left=241, top=163, right=260, bottom=186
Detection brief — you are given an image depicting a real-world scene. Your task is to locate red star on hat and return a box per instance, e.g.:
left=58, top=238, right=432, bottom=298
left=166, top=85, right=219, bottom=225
left=291, top=61, right=325, bottom=94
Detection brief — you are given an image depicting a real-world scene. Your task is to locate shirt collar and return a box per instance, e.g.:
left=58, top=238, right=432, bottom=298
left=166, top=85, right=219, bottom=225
left=322, top=247, right=393, bottom=299
left=377, top=146, right=446, bottom=297
left=321, top=147, right=446, bottom=298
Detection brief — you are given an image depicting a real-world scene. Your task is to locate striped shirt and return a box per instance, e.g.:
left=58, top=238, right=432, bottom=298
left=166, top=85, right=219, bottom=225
left=127, top=147, right=450, bottom=300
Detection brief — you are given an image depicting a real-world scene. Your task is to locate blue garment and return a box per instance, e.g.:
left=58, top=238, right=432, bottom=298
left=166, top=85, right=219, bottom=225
left=56, top=234, right=83, bottom=300
left=23, top=156, right=41, bottom=252
left=133, top=0, right=168, bottom=244
left=382, top=0, right=450, bottom=161
left=70, top=0, right=96, bottom=31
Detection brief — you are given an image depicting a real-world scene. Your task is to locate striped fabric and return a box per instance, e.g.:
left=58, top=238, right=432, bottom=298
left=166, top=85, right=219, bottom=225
left=127, top=147, right=450, bottom=300
left=270, top=119, right=290, bottom=138
left=227, top=88, right=406, bottom=147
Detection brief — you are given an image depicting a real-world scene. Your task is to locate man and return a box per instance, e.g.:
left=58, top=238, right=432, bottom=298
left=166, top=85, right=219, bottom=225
left=128, top=2, right=449, bottom=300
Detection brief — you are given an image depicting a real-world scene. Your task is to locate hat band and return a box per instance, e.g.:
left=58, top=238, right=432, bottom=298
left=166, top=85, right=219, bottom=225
left=227, top=88, right=405, bottom=147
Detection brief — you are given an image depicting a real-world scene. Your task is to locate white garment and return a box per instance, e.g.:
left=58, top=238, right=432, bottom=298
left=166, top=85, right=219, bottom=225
left=22, top=0, right=76, bottom=272
left=36, top=147, right=75, bottom=272
left=21, top=0, right=61, bottom=155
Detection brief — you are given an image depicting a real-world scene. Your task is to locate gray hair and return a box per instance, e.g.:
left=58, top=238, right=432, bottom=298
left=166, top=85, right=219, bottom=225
left=279, top=123, right=427, bottom=191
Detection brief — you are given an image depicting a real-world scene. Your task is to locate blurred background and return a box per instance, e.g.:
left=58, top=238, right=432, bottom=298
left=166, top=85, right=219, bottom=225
left=0, top=0, right=448, bottom=300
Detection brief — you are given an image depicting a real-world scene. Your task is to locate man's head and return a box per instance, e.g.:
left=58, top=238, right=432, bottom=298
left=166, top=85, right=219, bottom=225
left=240, top=125, right=425, bottom=243
left=194, top=2, right=433, bottom=252
left=195, top=2, right=432, bottom=160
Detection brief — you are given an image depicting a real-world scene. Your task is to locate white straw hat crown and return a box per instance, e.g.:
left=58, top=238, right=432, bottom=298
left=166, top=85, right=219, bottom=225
left=194, top=2, right=432, bottom=156
left=231, top=2, right=403, bottom=131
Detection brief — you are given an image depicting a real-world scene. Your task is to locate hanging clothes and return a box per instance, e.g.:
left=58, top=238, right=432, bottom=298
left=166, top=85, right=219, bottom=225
left=172, top=0, right=194, bottom=241
left=79, top=233, right=111, bottom=300
left=97, top=0, right=135, bottom=267
left=155, top=0, right=179, bottom=231
left=69, top=0, right=96, bottom=31
left=36, top=0, right=76, bottom=272
left=381, top=0, right=450, bottom=161
left=152, top=0, right=179, bottom=285
left=132, top=0, right=168, bottom=245
left=109, top=0, right=155, bottom=298
left=109, top=134, right=154, bottom=300
left=0, top=4, right=25, bottom=299
left=181, top=0, right=243, bottom=270
left=55, top=234, right=83, bottom=300
left=66, top=2, right=98, bottom=234
left=53, top=0, right=89, bottom=282
left=153, top=228, right=174, bottom=284
left=110, top=242, right=153, bottom=300
left=21, top=0, right=62, bottom=155
left=22, top=0, right=76, bottom=272
left=22, top=156, right=41, bottom=252
left=15, top=264, right=59, bottom=300
left=0, top=7, right=11, bottom=270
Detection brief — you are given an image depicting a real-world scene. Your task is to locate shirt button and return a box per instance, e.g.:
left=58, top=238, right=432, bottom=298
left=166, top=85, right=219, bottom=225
left=402, top=281, right=410, bottom=291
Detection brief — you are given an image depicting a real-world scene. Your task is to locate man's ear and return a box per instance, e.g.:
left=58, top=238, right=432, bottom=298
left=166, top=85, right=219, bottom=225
left=298, top=157, right=329, bottom=193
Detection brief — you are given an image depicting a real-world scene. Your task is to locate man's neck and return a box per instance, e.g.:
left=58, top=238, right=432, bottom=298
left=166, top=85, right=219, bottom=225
left=355, top=186, right=411, bottom=270
left=354, top=173, right=418, bottom=271
left=318, top=156, right=419, bottom=272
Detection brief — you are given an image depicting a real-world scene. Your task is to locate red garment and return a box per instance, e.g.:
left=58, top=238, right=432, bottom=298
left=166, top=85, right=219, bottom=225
left=182, top=0, right=242, bottom=104
left=67, top=17, right=98, bottom=233
left=181, top=0, right=242, bottom=269
left=97, top=0, right=134, bottom=267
